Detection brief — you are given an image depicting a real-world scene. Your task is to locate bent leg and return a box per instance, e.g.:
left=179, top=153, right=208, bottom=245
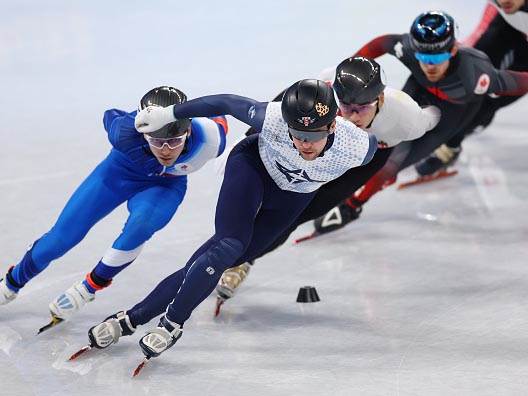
left=128, top=149, right=264, bottom=326
left=9, top=158, right=127, bottom=290
left=251, top=148, right=393, bottom=260
left=88, top=178, right=187, bottom=290
left=353, top=143, right=410, bottom=204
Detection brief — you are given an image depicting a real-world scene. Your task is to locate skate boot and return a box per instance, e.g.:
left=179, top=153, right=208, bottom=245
left=216, top=261, right=253, bottom=300
left=139, top=316, right=182, bottom=359
left=415, top=144, right=461, bottom=176
left=37, top=280, right=97, bottom=333
left=131, top=316, right=183, bottom=376
left=68, top=311, right=136, bottom=361
left=49, top=280, right=95, bottom=320
left=215, top=261, right=253, bottom=316
left=313, top=200, right=362, bottom=235
left=0, top=267, right=19, bottom=305
left=88, top=311, right=136, bottom=349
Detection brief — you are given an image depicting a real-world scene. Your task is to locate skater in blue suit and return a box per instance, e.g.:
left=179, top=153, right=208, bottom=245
left=0, top=86, right=228, bottom=330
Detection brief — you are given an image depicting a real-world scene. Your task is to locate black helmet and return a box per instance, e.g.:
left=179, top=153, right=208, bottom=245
left=333, top=57, right=386, bottom=105
left=410, top=11, right=456, bottom=54
left=139, top=86, right=191, bottom=138
left=281, top=79, right=338, bottom=134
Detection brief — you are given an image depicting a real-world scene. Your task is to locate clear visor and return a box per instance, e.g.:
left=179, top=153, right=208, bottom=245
left=145, top=134, right=187, bottom=149
left=288, top=127, right=330, bottom=142
left=414, top=51, right=452, bottom=65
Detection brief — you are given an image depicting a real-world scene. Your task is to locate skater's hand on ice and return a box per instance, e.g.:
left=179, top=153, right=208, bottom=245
left=135, top=105, right=176, bottom=133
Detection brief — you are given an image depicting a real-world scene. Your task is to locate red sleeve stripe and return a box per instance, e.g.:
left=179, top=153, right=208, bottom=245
left=463, top=3, right=499, bottom=47
left=496, top=70, right=528, bottom=96
left=354, top=35, right=397, bottom=59
left=211, top=116, right=229, bottom=135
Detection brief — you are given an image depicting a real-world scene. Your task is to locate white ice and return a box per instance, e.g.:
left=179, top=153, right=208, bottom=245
left=1, top=1, right=527, bottom=395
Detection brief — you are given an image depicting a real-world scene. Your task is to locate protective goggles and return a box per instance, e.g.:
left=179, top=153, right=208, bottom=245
left=339, top=99, right=378, bottom=115
left=414, top=51, right=452, bottom=65
left=288, top=127, right=330, bottom=142
left=145, top=134, right=187, bottom=149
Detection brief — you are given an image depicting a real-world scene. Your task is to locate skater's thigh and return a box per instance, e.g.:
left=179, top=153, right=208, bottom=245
left=214, top=154, right=264, bottom=248
left=239, top=189, right=315, bottom=262
left=49, top=159, right=129, bottom=239
left=126, top=177, right=187, bottom=232
left=398, top=102, right=481, bottom=170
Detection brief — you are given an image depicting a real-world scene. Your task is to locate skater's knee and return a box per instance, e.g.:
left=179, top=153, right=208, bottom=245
left=210, top=237, right=245, bottom=267
left=187, top=237, right=246, bottom=274
left=121, top=211, right=166, bottom=244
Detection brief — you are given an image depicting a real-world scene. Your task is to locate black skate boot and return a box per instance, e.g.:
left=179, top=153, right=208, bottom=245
left=415, top=144, right=461, bottom=176
left=313, top=200, right=362, bottom=235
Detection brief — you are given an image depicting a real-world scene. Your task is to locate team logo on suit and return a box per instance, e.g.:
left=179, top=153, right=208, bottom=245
left=275, top=161, right=324, bottom=184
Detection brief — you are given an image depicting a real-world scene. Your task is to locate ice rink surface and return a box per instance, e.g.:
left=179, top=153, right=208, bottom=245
left=1, top=1, right=527, bottom=395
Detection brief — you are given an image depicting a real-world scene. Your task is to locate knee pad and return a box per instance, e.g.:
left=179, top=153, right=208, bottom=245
left=207, top=237, right=245, bottom=271
left=187, top=237, right=245, bottom=277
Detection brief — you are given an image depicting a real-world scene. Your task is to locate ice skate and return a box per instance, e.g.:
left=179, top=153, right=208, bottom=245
left=312, top=201, right=362, bottom=236
left=399, top=144, right=461, bottom=189
left=0, top=269, right=18, bottom=305
left=69, top=311, right=135, bottom=360
left=38, top=280, right=96, bottom=334
left=215, top=261, right=252, bottom=316
left=49, top=280, right=95, bottom=319
left=134, top=316, right=182, bottom=376
left=415, top=144, right=461, bottom=176
left=398, top=169, right=459, bottom=189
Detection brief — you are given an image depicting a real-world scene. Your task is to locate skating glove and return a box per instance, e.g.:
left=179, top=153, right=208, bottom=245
left=135, top=105, right=176, bottom=133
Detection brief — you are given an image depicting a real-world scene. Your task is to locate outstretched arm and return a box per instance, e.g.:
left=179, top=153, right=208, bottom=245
left=491, top=69, right=528, bottom=96
left=135, top=94, right=268, bottom=133
left=353, top=34, right=403, bottom=59
left=245, top=89, right=285, bottom=136
left=463, top=3, right=501, bottom=47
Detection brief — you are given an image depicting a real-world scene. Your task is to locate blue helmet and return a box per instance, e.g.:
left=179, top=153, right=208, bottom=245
left=410, top=11, right=456, bottom=54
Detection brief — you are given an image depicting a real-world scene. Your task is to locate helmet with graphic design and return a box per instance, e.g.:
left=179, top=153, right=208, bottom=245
left=333, top=57, right=386, bottom=105
left=281, top=79, right=338, bottom=142
left=410, top=11, right=456, bottom=54
left=139, top=86, right=191, bottom=138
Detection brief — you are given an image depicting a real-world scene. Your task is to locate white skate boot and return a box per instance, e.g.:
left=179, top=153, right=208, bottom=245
left=69, top=311, right=136, bottom=361
left=139, top=316, right=182, bottom=358
left=49, top=280, right=95, bottom=320
left=0, top=272, right=17, bottom=305
left=133, top=316, right=182, bottom=376
left=38, top=281, right=96, bottom=334
left=88, top=311, right=136, bottom=349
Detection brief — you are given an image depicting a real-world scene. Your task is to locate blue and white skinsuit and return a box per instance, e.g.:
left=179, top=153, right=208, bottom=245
left=5, top=109, right=227, bottom=294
